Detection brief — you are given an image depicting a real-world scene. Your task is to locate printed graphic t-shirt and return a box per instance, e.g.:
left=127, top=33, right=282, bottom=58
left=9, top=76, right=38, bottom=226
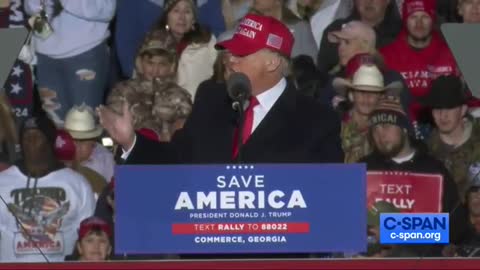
left=0, top=166, right=95, bottom=262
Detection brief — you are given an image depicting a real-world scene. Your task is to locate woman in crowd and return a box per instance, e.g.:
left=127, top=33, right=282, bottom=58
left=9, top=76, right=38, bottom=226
left=149, top=0, right=217, bottom=99
left=24, top=0, right=115, bottom=126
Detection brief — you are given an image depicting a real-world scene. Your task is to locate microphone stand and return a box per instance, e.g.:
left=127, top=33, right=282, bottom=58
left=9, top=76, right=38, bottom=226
left=233, top=99, right=247, bottom=164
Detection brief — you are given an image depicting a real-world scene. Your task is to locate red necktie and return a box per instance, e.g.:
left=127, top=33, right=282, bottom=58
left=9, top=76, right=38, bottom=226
left=232, top=96, right=259, bottom=158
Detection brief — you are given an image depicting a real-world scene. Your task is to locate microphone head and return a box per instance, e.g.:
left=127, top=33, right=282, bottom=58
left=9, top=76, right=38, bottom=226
left=226, top=72, right=252, bottom=102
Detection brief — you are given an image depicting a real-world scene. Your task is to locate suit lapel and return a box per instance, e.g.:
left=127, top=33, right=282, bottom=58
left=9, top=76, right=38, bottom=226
left=242, top=84, right=296, bottom=153
left=216, top=93, right=238, bottom=161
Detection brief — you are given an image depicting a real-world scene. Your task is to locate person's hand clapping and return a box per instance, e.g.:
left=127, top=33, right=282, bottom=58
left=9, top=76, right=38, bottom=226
left=97, top=101, right=135, bottom=151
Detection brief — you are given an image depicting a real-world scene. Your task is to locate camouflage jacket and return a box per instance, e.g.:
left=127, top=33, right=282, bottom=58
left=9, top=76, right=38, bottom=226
left=428, top=118, right=480, bottom=199
left=341, top=114, right=372, bottom=163
left=107, top=78, right=192, bottom=141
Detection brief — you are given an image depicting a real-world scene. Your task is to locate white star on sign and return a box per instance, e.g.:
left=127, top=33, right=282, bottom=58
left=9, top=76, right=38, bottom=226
left=10, top=83, right=22, bottom=95
left=11, top=65, right=23, bottom=77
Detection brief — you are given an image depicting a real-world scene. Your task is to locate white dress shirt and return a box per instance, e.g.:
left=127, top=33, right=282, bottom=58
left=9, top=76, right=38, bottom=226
left=251, top=78, right=286, bottom=133
left=122, top=78, right=287, bottom=159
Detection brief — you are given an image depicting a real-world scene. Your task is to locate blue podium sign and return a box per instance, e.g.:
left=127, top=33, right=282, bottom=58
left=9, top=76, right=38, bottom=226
left=115, top=164, right=366, bottom=254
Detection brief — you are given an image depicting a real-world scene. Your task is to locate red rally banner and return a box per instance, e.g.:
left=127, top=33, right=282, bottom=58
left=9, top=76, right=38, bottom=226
left=367, top=171, right=443, bottom=212
left=172, top=222, right=310, bottom=235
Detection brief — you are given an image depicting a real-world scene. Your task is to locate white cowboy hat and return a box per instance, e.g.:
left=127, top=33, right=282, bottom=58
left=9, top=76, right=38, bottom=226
left=64, top=104, right=103, bottom=140
left=333, top=64, right=403, bottom=96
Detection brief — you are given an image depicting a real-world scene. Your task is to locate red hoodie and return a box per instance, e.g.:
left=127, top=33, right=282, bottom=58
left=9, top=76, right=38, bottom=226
left=380, top=0, right=459, bottom=121
left=380, top=31, right=459, bottom=121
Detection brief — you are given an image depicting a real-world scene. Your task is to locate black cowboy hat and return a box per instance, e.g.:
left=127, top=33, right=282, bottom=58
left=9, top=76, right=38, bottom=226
left=420, top=75, right=469, bottom=109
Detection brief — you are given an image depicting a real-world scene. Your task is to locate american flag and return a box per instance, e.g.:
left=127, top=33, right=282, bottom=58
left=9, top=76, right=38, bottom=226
left=266, top=34, right=283, bottom=50
left=4, top=60, right=33, bottom=111
left=1, top=1, right=34, bottom=121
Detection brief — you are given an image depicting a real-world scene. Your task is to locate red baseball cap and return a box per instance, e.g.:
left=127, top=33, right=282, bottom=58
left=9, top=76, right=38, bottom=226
left=402, top=0, right=436, bottom=22
left=345, top=53, right=379, bottom=78
left=78, top=217, right=112, bottom=240
left=54, top=129, right=76, bottom=161
left=215, top=13, right=294, bottom=57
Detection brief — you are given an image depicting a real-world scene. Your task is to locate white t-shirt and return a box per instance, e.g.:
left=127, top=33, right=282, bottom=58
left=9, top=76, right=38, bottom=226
left=0, top=166, right=95, bottom=262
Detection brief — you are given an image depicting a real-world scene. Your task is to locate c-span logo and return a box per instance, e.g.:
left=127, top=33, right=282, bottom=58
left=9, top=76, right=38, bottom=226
left=379, top=213, right=449, bottom=244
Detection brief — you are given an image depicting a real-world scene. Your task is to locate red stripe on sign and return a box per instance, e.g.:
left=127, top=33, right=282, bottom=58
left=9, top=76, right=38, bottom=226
left=172, top=223, right=310, bottom=235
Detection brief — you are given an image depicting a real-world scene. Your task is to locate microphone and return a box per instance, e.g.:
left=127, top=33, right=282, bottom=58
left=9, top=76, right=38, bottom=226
left=226, top=72, right=252, bottom=163
left=227, top=72, right=252, bottom=111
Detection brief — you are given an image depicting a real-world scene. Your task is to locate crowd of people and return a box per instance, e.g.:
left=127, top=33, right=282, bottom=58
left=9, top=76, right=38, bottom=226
left=1, top=0, right=480, bottom=262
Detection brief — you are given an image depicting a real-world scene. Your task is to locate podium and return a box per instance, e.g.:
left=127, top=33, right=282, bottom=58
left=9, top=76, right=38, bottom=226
left=115, top=164, right=366, bottom=256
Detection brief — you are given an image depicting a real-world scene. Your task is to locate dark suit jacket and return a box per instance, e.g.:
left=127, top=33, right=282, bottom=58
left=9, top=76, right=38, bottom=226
left=126, top=79, right=344, bottom=165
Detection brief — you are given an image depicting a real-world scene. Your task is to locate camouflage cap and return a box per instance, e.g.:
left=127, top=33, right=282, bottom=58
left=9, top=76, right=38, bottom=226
left=367, top=201, right=400, bottom=227
left=138, top=30, right=177, bottom=55
left=135, top=30, right=177, bottom=78
left=152, top=81, right=192, bottom=122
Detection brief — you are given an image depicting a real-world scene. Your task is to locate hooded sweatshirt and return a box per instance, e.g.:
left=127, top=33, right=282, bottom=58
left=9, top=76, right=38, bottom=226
left=0, top=165, right=95, bottom=262
left=0, top=115, right=96, bottom=262
left=24, top=0, right=116, bottom=59
left=380, top=0, right=459, bottom=122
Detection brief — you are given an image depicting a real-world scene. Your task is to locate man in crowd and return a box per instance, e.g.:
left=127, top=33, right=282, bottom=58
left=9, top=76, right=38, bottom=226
left=333, top=63, right=402, bottom=163
left=317, top=0, right=402, bottom=75
left=380, top=0, right=459, bottom=138
left=108, top=31, right=192, bottom=143
left=98, top=13, right=344, bottom=165
left=0, top=114, right=95, bottom=262
left=360, top=97, right=467, bottom=254
left=55, top=129, right=107, bottom=199
left=426, top=75, right=480, bottom=200
left=64, top=105, right=114, bottom=183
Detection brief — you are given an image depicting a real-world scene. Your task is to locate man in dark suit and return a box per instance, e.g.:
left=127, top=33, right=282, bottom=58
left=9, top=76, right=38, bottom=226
left=98, top=13, right=343, bottom=165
